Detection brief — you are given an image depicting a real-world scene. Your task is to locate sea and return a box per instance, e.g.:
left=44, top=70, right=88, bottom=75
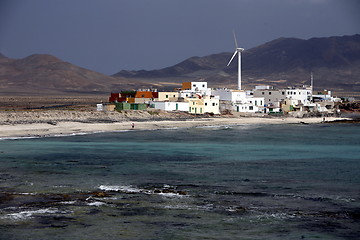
left=0, top=122, right=359, bottom=240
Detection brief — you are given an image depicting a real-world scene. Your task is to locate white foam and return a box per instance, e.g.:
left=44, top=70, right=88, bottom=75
left=164, top=204, right=192, bottom=210
left=87, top=201, right=106, bottom=207
left=1, top=208, right=65, bottom=221
left=98, top=185, right=188, bottom=197
left=60, top=201, right=77, bottom=205
left=250, top=212, right=294, bottom=222
left=99, top=185, right=145, bottom=193
left=195, top=124, right=232, bottom=129
left=16, top=192, right=37, bottom=195
left=52, top=132, right=90, bottom=137
left=157, top=192, right=187, bottom=198
left=0, top=136, right=41, bottom=141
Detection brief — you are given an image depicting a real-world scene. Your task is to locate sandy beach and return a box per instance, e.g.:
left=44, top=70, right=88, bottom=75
left=0, top=110, right=349, bottom=138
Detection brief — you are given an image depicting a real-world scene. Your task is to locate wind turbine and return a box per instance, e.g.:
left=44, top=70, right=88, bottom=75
left=227, top=31, right=244, bottom=90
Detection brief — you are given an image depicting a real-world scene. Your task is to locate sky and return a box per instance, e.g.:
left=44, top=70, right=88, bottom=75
left=0, top=0, right=359, bottom=75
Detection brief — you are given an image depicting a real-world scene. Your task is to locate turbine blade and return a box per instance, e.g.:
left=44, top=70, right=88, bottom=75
left=227, top=51, right=238, bottom=66
left=233, top=30, right=238, bottom=49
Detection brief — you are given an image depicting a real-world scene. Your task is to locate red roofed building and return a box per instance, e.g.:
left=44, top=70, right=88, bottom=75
left=134, top=91, right=158, bottom=103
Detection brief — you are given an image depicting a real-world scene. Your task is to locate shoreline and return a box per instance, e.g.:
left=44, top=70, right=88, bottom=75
left=0, top=116, right=351, bottom=139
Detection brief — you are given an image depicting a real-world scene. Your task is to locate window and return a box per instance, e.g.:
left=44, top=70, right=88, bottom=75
left=212, top=103, right=215, bottom=106
left=262, top=92, right=264, bottom=95
left=193, top=84, right=196, bottom=87
left=166, top=95, right=168, bottom=98
left=202, top=84, right=205, bottom=87
left=205, top=102, right=208, bottom=106
left=269, top=92, right=272, bottom=95
left=249, top=106, right=253, bottom=110
left=255, top=100, right=257, bottom=105
left=282, top=91, right=285, bottom=95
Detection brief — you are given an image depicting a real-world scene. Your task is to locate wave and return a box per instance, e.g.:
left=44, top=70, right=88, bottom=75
left=0, top=132, right=91, bottom=141
left=195, top=124, right=233, bottom=130
left=98, top=184, right=188, bottom=197
left=99, top=185, right=146, bottom=193
left=274, top=193, right=356, bottom=203
left=0, top=136, right=42, bottom=141
left=0, top=129, right=135, bottom=141
left=0, top=207, right=70, bottom=221
left=86, top=201, right=107, bottom=207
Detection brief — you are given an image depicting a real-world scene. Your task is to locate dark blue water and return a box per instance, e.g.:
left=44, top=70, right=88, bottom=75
left=1, top=123, right=360, bottom=239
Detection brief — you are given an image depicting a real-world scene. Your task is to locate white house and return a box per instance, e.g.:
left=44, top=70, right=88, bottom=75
left=232, top=97, right=264, bottom=113
left=96, top=104, right=104, bottom=111
left=212, top=88, right=264, bottom=113
left=253, top=85, right=312, bottom=108
left=149, top=101, right=189, bottom=112
left=312, top=90, right=332, bottom=101
left=182, top=81, right=208, bottom=91
left=180, top=81, right=212, bottom=98
left=284, top=87, right=312, bottom=104
left=211, top=88, right=247, bottom=102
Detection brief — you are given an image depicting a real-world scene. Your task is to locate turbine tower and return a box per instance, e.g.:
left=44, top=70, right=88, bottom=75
left=227, top=31, right=244, bottom=90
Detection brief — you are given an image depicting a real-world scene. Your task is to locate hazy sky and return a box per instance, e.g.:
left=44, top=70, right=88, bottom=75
left=0, top=0, right=359, bottom=75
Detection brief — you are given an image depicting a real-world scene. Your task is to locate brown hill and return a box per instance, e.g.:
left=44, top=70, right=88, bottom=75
left=114, top=34, right=360, bottom=95
left=0, top=54, right=142, bottom=95
left=1, top=34, right=359, bottom=96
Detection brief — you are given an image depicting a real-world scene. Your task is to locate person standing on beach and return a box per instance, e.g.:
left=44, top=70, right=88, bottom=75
left=131, top=123, right=135, bottom=129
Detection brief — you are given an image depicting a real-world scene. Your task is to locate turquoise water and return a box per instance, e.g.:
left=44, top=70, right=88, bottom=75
left=0, top=123, right=360, bottom=239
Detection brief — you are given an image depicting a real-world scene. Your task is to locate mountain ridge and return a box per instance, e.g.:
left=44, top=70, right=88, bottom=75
left=0, top=54, right=144, bottom=95
left=113, top=34, right=360, bottom=93
left=1, top=34, right=359, bottom=96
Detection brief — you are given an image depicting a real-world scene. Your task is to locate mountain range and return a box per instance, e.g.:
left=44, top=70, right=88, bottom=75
left=1, top=34, right=359, bottom=96
left=114, top=34, right=360, bottom=94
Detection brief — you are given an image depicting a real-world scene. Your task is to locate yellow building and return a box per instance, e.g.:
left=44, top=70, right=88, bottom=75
left=282, top=99, right=303, bottom=112
left=187, top=96, right=220, bottom=115
left=157, top=92, right=179, bottom=102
